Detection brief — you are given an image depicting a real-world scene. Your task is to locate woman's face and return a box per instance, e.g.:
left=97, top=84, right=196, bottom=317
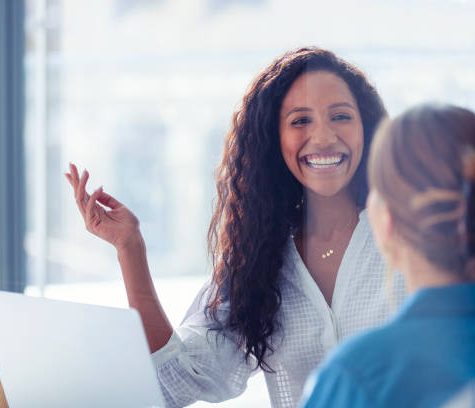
left=279, top=70, right=364, bottom=197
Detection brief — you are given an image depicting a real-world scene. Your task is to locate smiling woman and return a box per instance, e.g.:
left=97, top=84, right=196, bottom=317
left=66, top=47, right=405, bottom=407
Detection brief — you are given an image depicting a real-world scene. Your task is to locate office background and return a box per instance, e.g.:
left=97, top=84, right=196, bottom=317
left=1, top=0, right=474, bottom=406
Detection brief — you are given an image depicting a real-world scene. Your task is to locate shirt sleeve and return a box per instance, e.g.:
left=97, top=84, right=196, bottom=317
left=150, top=283, right=256, bottom=407
left=298, top=364, right=371, bottom=408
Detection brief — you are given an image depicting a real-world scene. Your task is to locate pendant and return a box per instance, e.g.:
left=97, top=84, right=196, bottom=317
left=322, top=249, right=334, bottom=259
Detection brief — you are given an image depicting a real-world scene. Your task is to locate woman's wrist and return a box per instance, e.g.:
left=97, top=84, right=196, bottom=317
left=115, top=230, right=145, bottom=254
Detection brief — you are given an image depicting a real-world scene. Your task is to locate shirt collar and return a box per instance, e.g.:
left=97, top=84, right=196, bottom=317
left=395, top=283, right=475, bottom=321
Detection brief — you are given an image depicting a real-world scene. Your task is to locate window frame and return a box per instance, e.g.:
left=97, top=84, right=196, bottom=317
left=0, top=0, right=26, bottom=292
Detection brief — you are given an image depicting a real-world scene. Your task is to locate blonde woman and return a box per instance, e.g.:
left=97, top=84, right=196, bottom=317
left=301, top=104, right=475, bottom=407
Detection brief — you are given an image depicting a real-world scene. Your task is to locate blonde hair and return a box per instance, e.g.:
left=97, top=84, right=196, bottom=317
left=369, top=104, right=475, bottom=278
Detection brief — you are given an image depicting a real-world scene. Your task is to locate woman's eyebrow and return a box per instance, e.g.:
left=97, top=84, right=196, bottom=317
left=285, top=107, right=313, bottom=118
left=328, top=102, right=356, bottom=110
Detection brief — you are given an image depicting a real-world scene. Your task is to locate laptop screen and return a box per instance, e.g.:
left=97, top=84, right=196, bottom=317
left=0, top=291, right=164, bottom=407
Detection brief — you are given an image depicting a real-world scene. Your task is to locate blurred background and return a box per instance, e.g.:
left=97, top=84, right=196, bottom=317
left=1, top=0, right=475, bottom=406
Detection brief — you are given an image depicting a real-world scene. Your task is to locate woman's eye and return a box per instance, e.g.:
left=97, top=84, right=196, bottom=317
left=291, top=117, right=312, bottom=126
left=332, top=113, right=352, bottom=121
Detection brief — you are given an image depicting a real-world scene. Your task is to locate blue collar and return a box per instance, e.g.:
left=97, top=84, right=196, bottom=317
left=395, top=283, right=475, bottom=321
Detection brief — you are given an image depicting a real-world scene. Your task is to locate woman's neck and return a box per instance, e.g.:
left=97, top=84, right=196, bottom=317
left=398, top=246, right=466, bottom=293
left=302, top=189, right=358, bottom=240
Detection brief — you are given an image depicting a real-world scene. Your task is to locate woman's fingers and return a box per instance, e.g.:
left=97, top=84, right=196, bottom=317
left=69, top=163, right=80, bottom=186
left=66, top=164, right=113, bottom=229
left=64, top=172, right=73, bottom=185
left=75, top=170, right=90, bottom=213
left=96, top=190, right=123, bottom=209
left=65, top=163, right=93, bottom=217
left=85, top=186, right=104, bottom=231
left=65, top=171, right=85, bottom=214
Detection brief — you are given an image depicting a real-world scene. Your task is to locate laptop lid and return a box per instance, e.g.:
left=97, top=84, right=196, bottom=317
left=0, top=291, right=164, bottom=407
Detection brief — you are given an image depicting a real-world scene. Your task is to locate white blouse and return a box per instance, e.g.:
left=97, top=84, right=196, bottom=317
left=151, top=210, right=405, bottom=408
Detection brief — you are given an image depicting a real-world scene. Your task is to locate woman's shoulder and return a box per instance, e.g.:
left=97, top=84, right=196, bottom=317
left=301, top=324, right=403, bottom=408
left=321, top=321, right=401, bottom=378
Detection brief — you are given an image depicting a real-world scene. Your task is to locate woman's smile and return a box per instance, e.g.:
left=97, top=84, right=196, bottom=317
left=300, top=152, right=348, bottom=171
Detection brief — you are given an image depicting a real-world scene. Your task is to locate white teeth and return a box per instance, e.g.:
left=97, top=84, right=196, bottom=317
left=304, top=154, right=344, bottom=167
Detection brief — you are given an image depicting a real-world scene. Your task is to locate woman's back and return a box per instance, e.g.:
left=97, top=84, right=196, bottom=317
left=303, top=283, right=475, bottom=407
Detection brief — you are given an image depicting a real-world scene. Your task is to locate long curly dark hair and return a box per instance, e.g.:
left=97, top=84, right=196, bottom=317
left=206, top=47, right=387, bottom=371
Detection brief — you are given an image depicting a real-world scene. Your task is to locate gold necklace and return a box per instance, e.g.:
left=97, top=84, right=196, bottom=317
left=320, top=211, right=358, bottom=260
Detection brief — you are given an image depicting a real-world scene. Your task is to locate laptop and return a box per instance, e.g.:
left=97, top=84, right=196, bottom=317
left=0, top=291, right=164, bottom=407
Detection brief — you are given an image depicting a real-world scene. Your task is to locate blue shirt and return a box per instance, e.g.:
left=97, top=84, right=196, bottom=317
left=300, top=283, right=475, bottom=408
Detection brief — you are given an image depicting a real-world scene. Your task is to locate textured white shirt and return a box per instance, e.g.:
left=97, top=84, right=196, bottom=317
left=151, top=210, right=405, bottom=407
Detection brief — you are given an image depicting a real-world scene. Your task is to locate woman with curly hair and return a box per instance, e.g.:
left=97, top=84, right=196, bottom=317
left=300, top=104, right=475, bottom=408
left=66, top=47, right=404, bottom=407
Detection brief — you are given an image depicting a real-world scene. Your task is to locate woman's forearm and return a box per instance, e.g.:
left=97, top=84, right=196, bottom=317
left=0, top=382, right=8, bottom=408
left=116, top=234, right=173, bottom=353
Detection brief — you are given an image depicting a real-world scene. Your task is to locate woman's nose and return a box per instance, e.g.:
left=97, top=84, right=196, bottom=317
left=308, top=123, right=337, bottom=146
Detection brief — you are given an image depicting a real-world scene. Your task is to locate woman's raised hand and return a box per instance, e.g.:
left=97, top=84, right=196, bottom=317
left=65, top=163, right=141, bottom=250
